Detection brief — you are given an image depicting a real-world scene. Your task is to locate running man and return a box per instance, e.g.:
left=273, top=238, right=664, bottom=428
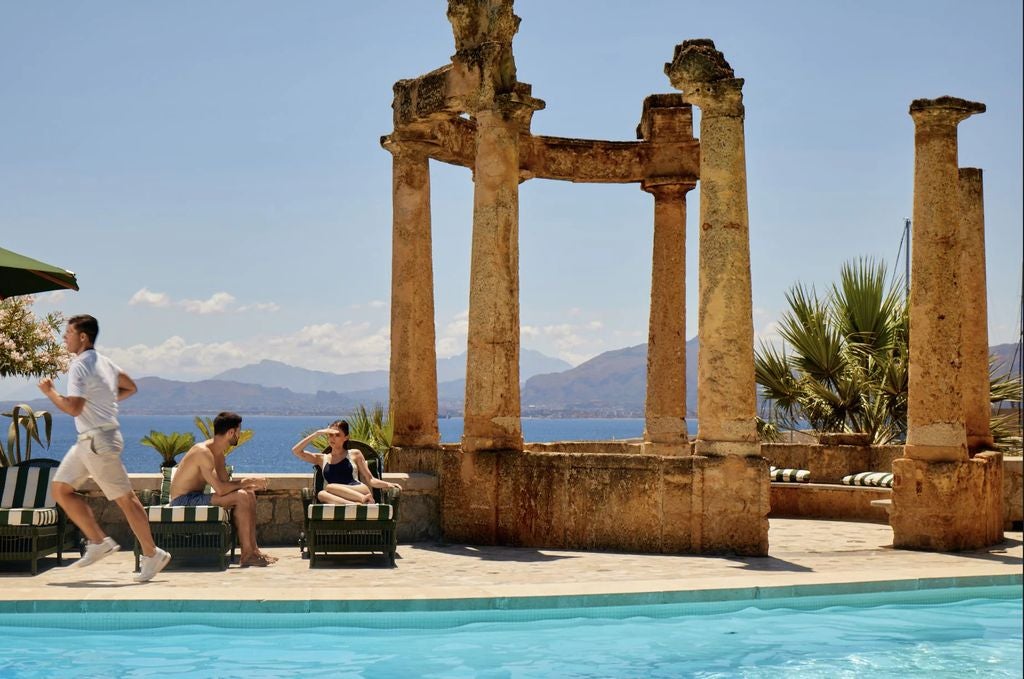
left=38, top=314, right=171, bottom=582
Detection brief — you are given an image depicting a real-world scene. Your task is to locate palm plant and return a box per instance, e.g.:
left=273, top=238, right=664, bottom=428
left=2, top=404, right=53, bottom=467
left=194, top=416, right=253, bottom=456
left=140, top=430, right=195, bottom=468
left=347, top=403, right=393, bottom=461
left=757, top=257, right=1019, bottom=448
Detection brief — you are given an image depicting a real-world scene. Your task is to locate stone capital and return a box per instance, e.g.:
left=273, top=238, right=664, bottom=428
left=909, top=96, right=985, bottom=128
left=380, top=134, right=430, bottom=159
left=664, top=39, right=744, bottom=116
left=641, top=178, right=696, bottom=199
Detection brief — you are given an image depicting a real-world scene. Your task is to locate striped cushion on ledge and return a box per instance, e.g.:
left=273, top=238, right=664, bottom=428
left=0, top=507, right=59, bottom=526
left=842, top=472, right=894, bottom=488
left=145, top=505, right=229, bottom=522
left=769, top=466, right=811, bottom=483
left=308, top=504, right=393, bottom=521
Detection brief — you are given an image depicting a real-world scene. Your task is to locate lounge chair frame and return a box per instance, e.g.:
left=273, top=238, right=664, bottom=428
left=0, top=459, right=74, bottom=575
left=135, top=467, right=236, bottom=570
left=299, top=440, right=399, bottom=567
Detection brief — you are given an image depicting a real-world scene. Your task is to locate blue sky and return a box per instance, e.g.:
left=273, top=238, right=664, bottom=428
left=1, top=1, right=1021, bottom=387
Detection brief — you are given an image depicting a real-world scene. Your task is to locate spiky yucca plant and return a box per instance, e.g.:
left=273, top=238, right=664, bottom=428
left=756, top=257, right=1020, bottom=449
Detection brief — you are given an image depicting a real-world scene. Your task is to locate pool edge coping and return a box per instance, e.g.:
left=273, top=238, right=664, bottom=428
left=2, top=573, right=1020, bottom=615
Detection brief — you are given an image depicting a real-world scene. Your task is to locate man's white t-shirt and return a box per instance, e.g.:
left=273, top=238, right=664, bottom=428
left=67, top=349, right=122, bottom=433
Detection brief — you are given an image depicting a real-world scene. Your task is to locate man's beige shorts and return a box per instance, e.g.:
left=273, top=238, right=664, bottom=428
left=52, top=429, right=134, bottom=500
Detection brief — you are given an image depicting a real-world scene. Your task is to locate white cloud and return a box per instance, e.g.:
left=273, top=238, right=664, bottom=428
left=103, top=322, right=392, bottom=380
left=128, top=288, right=278, bottom=315
left=129, top=288, right=171, bottom=308
left=367, top=300, right=385, bottom=309
left=180, top=292, right=235, bottom=315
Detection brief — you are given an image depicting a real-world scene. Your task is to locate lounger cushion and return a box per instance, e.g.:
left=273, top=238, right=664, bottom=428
left=0, top=465, right=56, bottom=508
left=145, top=505, right=229, bottom=522
left=769, top=466, right=811, bottom=483
left=841, top=471, right=894, bottom=488
left=0, top=507, right=59, bottom=526
left=308, top=504, right=393, bottom=521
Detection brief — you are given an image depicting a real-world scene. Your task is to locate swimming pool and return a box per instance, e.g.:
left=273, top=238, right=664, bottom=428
left=2, top=585, right=1020, bottom=678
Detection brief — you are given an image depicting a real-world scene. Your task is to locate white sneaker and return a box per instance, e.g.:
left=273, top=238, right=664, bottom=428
left=134, top=547, right=171, bottom=583
left=73, top=537, right=120, bottom=568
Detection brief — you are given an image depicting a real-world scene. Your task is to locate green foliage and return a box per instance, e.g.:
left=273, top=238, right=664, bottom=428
left=756, top=258, right=908, bottom=444
left=194, top=416, right=253, bottom=456
left=0, top=296, right=70, bottom=378
left=347, top=403, right=393, bottom=459
left=139, top=430, right=195, bottom=468
left=757, top=257, right=1019, bottom=449
left=2, top=404, right=53, bottom=466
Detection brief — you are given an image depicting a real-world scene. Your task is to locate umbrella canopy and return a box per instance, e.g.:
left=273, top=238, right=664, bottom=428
left=0, top=246, right=79, bottom=300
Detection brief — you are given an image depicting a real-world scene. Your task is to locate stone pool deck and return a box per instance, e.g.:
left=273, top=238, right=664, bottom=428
left=1, top=519, right=1020, bottom=607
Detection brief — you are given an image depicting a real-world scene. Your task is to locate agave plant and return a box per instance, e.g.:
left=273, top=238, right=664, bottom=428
left=194, top=416, right=253, bottom=456
left=140, top=430, right=195, bottom=468
left=2, top=403, right=53, bottom=467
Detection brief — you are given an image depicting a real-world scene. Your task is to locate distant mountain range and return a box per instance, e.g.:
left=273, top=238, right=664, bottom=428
left=3, top=341, right=1018, bottom=417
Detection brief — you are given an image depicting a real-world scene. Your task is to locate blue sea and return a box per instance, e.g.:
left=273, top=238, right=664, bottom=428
left=24, top=415, right=697, bottom=473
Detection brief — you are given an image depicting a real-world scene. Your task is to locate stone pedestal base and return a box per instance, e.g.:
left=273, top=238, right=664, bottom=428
left=696, top=455, right=770, bottom=555
left=437, top=448, right=769, bottom=555
left=891, top=451, right=1004, bottom=551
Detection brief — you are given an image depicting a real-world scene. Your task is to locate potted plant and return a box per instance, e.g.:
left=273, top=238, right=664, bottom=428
left=1, top=404, right=53, bottom=467
left=140, top=431, right=195, bottom=469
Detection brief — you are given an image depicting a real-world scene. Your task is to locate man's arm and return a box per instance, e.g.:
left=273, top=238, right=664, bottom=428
left=37, top=377, right=85, bottom=417
left=117, top=372, right=137, bottom=401
left=198, top=451, right=245, bottom=496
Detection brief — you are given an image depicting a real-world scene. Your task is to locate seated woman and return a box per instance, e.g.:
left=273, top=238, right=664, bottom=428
left=290, top=420, right=400, bottom=505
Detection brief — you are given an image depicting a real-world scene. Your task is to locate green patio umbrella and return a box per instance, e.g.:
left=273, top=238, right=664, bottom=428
left=0, top=246, right=79, bottom=300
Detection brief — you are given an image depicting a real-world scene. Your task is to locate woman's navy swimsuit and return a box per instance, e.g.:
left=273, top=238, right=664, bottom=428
left=323, top=456, right=359, bottom=486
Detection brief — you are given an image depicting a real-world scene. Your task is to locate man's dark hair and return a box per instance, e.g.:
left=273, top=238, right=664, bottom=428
left=329, top=420, right=350, bottom=436
left=67, top=314, right=99, bottom=345
left=213, top=412, right=243, bottom=435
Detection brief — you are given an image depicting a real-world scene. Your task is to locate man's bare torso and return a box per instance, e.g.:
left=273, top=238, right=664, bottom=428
left=170, top=440, right=226, bottom=499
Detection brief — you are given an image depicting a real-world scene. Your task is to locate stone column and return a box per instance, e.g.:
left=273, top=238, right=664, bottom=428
left=665, top=40, right=768, bottom=557
left=904, top=97, right=985, bottom=463
left=892, top=97, right=1001, bottom=553
left=642, top=180, right=694, bottom=454
left=385, top=140, right=440, bottom=448
left=665, top=41, right=758, bottom=458
left=958, top=167, right=994, bottom=452
left=462, top=102, right=530, bottom=453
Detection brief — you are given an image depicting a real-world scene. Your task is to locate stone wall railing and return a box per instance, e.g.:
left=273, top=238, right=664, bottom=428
left=74, top=472, right=439, bottom=549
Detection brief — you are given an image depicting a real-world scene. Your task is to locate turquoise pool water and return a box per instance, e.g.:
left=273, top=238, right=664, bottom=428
left=1, top=587, right=1021, bottom=678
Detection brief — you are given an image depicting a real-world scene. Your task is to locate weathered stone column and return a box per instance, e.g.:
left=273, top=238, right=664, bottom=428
left=642, top=180, right=694, bottom=455
left=665, top=40, right=758, bottom=458
left=892, top=97, right=1001, bottom=552
left=958, top=167, right=994, bottom=452
left=665, top=40, right=768, bottom=557
left=383, top=140, right=440, bottom=448
left=462, top=101, right=531, bottom=453
left=904, top=97, right=984, bottom=463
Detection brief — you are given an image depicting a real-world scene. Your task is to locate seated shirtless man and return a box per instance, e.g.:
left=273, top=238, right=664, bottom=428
left=171, top=411, right=276, bottom=567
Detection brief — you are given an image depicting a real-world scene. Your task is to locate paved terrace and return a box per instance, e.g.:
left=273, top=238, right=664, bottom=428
left=1, top=519, right=1020, bottom=607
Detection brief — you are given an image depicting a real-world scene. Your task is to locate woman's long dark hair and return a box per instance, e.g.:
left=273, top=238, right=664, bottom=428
left=321, top=419, right=349, bottom=456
